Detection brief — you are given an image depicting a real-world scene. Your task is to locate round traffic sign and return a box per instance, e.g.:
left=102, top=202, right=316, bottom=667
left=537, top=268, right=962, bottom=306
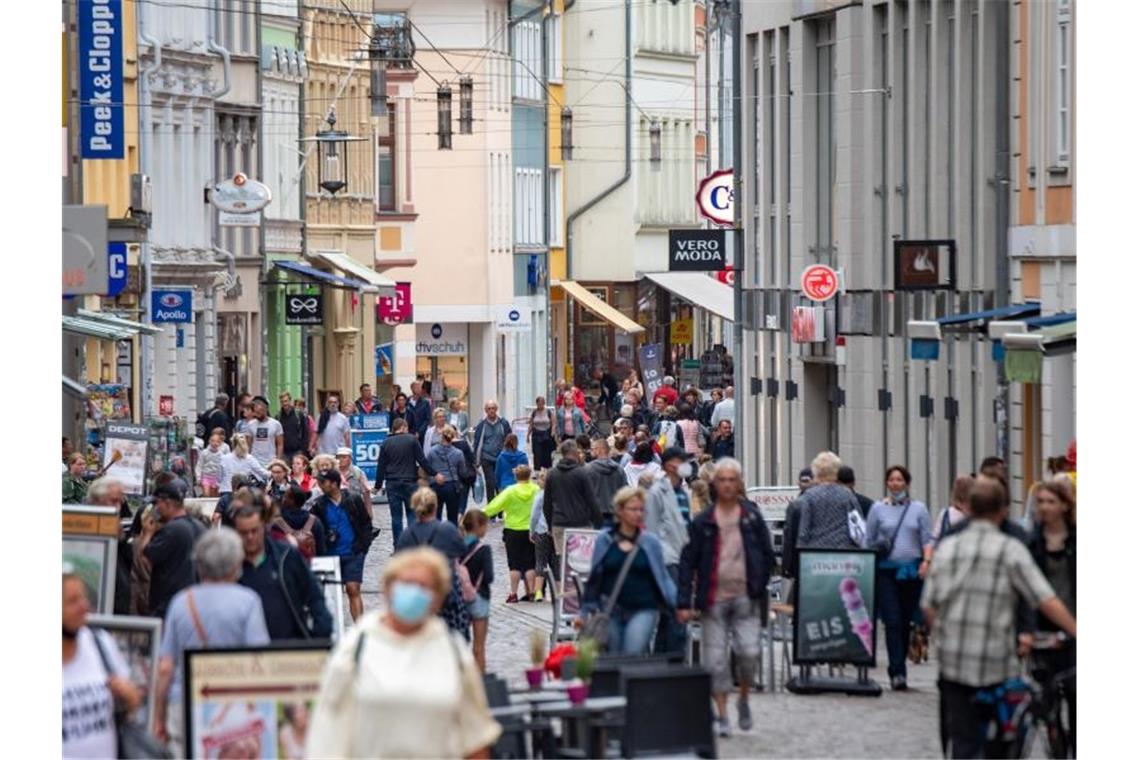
left=716, top=264, right=735, bottom=286
left=801, top=264, right=839, bottom=302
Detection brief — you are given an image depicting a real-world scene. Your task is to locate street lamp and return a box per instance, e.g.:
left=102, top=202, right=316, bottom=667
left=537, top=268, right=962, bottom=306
left=302, top=108, right=367, bottom=196
left=438, top=83, right=453, bottom=150
left=649, top=121, right=662, bottom=171
left=561, top=107, right=573, bottom=160
left=369, top=35, right=388, bottom=118
left=459, top=76, right=473, bottom=135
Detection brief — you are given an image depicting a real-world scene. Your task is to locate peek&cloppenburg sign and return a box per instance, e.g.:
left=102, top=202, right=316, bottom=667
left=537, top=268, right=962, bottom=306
left=78, top=0, right=124, bottom=159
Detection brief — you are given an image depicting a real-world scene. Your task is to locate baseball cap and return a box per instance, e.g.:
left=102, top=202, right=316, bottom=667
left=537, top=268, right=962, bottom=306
left=252, top=395, right=270, bottom=407
left=660, top=446, right=687, bottom=465
left=316, top=469, right=343, bottom=483
left=147, top=478, right=188, bottom=503
left=798, top=467, right=813, bottom=483
left=335, top=447, right=353, bottom=458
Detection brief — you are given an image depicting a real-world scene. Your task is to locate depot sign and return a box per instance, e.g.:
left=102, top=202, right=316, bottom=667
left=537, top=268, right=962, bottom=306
left=669, top=229, right=726, bottom=271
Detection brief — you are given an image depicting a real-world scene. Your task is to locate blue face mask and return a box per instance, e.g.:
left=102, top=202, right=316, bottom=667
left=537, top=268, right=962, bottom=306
left=890, top=489, right=908, bottom=502
left=464, top=534, right=478, bottom=547
left=390, top=581, right=433, bottom=625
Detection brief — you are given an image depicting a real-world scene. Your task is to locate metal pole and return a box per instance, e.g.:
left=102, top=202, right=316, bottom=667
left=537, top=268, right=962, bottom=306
left=731, top=0, right=745, bottom=471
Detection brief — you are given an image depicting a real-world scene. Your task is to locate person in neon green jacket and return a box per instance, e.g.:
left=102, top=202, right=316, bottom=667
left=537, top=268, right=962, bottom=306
left=485, top=465, right=540, bottom=602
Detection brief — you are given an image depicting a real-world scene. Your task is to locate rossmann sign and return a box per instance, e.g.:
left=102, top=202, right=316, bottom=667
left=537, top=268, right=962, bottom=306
left=151, top=289, right=193, bottom=323
left=668, top=229, right=727, bottom=271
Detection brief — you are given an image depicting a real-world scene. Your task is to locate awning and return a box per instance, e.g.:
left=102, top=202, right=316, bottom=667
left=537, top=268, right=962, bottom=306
left=62, top=376, right=89, bottom=399
left=77, top=309, right=163, bottom=335
left=643, top=271, right=734, bottom=322
left=1023, top=311, right=1076, bottom=330
left=314, top=252, right=397, bottom=296
left=63, top=315, right=136, bottom=341
left=1040, top=320, right=1077, bottom=357
left=553, top=280, right=645, bottom=334
left=273, top=260, right=372, bottom=292
left=937, top=303, right=1040, bottom=328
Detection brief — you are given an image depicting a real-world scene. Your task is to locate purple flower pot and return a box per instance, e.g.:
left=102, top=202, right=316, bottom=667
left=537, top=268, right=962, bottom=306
left=526, top=667, right=544, bottom=689
left=567, top=683, right=589, bottom=705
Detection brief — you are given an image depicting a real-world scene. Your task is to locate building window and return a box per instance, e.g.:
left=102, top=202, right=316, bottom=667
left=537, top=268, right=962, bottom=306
left=547, top=13, right=563, bottom=84
left=813, top=18, right=836, bottom=264
left=512, top=20, right=542, bottom=101
left=377, top=107, right=397, bottom=211
left=514, top=167, right=542, bottom=246
left=1054, top=0, right=1072, bottom=167
left=548, top=167, right=563, bottom=246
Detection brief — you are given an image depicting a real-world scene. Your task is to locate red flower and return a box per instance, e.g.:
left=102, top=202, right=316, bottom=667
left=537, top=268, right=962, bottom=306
left=543, top=643, right=577, bottom=677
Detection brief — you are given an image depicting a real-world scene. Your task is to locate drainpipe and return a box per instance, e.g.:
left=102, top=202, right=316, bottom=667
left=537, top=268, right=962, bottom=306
left=138, top=1, right=162, bottom=417
left=994, top=1, right=1012, bottom=464
left=206, top=40, right=232, bottom=100
left=205, top=1, right=232, bottom=408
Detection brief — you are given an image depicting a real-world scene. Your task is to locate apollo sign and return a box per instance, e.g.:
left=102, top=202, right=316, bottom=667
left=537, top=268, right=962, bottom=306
left=151, top=289, right=192, bottom=323
left=695, top=169, right=734, bottom=226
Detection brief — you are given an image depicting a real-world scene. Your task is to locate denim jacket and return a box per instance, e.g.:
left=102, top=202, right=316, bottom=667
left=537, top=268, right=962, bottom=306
left=580, top=528, right=677, bottom=618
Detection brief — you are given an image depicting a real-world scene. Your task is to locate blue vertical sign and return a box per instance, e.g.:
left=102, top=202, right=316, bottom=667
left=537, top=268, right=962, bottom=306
left=107, top=242, right=127, bottom=296
left=78, top=0, right=124, bottom=159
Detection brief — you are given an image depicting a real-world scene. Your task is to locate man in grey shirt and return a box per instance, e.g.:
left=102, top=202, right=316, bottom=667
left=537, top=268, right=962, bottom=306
left=316, top=394, right=351, bottom=456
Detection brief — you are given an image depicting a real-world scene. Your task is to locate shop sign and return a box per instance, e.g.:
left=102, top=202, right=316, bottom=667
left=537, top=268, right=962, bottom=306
left=210, top=173, right=272, bottom=214
left=415, top=323, right=468, bottom=356
left=78, top=0, right=124, bottom=158
left=377, top=282, right=413, bottom=325
left=794, top=550, right=878, bottom=666
left=695, top=169, right=734, bottom=226
left=638, top=343, right=665, bottom=398
left=670, top=318, right=694, bottom=345
left=801, top=264, right=840, bottom=302
left=792, top=306, right=825, bottom=343
left=151, top=289, right=193, bottom=323
left=744, top=486, right=801, bottom=523
left=285, top=293, right=323, bottom=325
left=63, top=205, right=109, bottom=296
left=679, top=358, right=700, bottom=390
left=219, top=210, right=261, bottom=227
left=668, top=229, right=727, bottom=271
left=494, top=304, right=531, bottom=333
left=894, top=239, right=957, bottom=291
left=107, top=243, right=128, bottom=297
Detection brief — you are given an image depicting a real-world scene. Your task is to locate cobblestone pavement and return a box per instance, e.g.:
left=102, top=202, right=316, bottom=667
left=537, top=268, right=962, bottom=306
left=349, top=497, right=945, bottom=759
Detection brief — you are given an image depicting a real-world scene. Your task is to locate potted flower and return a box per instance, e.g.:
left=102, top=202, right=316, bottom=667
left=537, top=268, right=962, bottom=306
left=544, top=643, right=577, bottom=681
left=526, top=630, right=546, bottom=689
left=567, top=639, right=598, bottom=705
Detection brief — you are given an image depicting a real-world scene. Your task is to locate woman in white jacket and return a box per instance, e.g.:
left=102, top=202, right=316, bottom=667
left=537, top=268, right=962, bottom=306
left=218, top=434, right=270, bottom=494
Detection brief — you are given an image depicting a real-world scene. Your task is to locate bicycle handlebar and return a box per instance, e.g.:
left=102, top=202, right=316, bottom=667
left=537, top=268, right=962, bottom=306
left=1029, top=631, right=1072, bottom=650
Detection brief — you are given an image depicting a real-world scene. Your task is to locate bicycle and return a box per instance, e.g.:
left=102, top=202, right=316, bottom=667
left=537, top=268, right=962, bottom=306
left=1009, top=632, right=1076, bottom=759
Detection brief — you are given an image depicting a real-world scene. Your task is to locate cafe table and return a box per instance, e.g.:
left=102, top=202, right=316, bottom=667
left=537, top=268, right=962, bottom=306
left=532, top=696, right=627, bottom=758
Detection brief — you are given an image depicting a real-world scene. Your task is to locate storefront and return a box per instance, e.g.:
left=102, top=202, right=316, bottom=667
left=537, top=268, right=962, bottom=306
left=414, top=322, right=470, bottom=405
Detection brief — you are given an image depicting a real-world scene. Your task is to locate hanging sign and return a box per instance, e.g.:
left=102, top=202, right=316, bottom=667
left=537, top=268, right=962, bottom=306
left=78, top=0, right=124, bottom=158
left=894, top=239, right=957, bottom=291
left=151, top=289, right=193, bottom=323
left=801, top=264, right=840, bottom=302
left=219, top=210, right=262, bottom=227
left=670, top=318, right=694, bottom=345
left=695, top=169, right=734, bottom=226
left=377, top=282, right=413, bottom=324
left=494, top=304, right=532, bottom=333
left=107, top=243, right=128, bottom=297
left=210, top=173, right=272, bottom=214
left=668, top=229, right=727, bottom=271
left=285, top=293, right=323, bottom=325
left=638, top=343, right=665, bottom=398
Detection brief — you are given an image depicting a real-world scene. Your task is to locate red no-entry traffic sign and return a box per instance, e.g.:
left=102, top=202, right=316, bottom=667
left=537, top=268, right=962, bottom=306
left=801, top=264, right=839, bottom=302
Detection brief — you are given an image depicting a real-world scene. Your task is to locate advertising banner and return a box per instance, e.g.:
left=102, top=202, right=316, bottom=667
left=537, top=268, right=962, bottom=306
left=183, top=644, right=330, bottom=760
left=78, top=0, right=124, bottom=158
left=638, top=343, right=665, bottom=399
left=102, top=422, right=149, bottom=494
left=349, top=413, right=389, bottom=482
left=284, top=293, right=323, bottom=325
left=375, top=344, right=393, bottom=377
left=794, top=549, right=878, bottom=666
left=558, top=529, right=599, bottom=620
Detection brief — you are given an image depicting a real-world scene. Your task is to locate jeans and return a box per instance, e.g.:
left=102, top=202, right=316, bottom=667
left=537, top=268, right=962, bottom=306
left=607, top=607, right=659, bottom=655
left=385, top=480, right=416, bottom=547
left=702, top=596, right=761, bottom=695
left=433, top=481, right=464, bottom=524
left=876, top=568, right=923, bottom=679
left=481, top=460, right=500, bottom=503
left=653, top=564, right=688, bottom=656
left=939, top=678, right=1012, bottom=759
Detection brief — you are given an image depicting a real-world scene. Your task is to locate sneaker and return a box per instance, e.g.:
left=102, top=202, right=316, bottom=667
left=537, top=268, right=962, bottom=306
left=736, top=698, right=753, bottom=731
left=534, top=589, right=544, bottom=602
left=716, top=715, right=732, bottom=738
left=890, top=676, right=908, bottom=691
left=505, top=594, right=519, bottom=604
left=522, top=594, right=535, bottom=602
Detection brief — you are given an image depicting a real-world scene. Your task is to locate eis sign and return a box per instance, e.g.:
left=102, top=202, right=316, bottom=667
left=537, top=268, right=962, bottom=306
left=151, top=289, right=193, bottom=323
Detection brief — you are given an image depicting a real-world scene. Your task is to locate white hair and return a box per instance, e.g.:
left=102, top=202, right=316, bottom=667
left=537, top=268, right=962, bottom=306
left=713, top=457, right=744, bottom=480
left=86, top=476, right=122, bottom=505
left=193, top=528, right=244, bottom=582
left=620, top=404, right=634, bottom=417
left=811, top=451, right=842, bottom=482
left=663, top=376, right=675, bottom=386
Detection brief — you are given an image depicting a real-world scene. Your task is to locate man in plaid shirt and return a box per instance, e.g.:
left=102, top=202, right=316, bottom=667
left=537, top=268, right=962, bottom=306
left=922, top=476, right=1076, bottom=758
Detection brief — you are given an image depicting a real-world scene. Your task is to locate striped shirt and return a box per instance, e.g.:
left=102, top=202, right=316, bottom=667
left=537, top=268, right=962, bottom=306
left=921, top=520, right=1056, bottom=686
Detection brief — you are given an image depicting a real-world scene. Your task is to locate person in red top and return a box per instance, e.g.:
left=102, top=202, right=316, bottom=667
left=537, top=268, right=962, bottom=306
left=554, top=378, right=590, bottom=423
left=354, top=383, right=381, bottom=415
left=652, top=375, right=680, bottom=407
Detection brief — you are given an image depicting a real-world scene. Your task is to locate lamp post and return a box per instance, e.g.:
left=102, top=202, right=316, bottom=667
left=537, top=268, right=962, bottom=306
left=561, top=107, right=573, bottom=160
left=302, top=109, right=367, bottom=196
left=438, top=83, right=453, bottom=150
left=649, top=121, right=662, bottom=170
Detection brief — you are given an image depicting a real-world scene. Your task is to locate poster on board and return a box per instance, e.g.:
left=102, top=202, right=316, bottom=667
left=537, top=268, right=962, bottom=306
left=102, top=422, right=149, bottom=495
left=88, top=615, right=162, bottom=735
left=793, top=549, right=878, bottom=667
left=557, top=529, right=599, bottom=620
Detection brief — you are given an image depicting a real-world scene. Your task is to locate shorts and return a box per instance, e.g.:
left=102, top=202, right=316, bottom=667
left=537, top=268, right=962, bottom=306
left=503, top=528, right=536, bottom=573
left=339, top=553, right=365, bottom=584
left=467, top=594, right=490, bottom=620
left=200, top=474, right=219, bottom=490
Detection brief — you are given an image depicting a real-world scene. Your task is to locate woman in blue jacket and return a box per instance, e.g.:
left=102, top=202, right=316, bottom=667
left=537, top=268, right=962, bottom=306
left=494, top=434, right=530, bottom=490
left=581, top=486, right=677, bottom=654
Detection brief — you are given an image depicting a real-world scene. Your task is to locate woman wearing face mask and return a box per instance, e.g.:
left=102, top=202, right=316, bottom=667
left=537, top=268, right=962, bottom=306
left=305, top=547, right=501, bottom=758
left=863, top=465, right=933, bottom=691
left=459, top=510, right=494, bottom=672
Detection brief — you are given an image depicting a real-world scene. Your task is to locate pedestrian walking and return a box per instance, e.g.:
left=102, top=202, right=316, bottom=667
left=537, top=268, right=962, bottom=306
left=932, top=474, right=974, bottom=542
left=796, top=451, right=862, bottom=549
left=586, top=438, right=628, bottom=528
left=459, top=510, right=494, bottom=672
left=446, top=397, right=469, bottom=437
left=233, top=504, right=332, bottom=640
left=528, top=396, right=557, bottom=471
left=426, top=426, right=468, bottom=525
left=864, top=465, right=934, bottom=691
left=652, top=375, right=680, bottom=407
left=675, top=404, right=706, bottom=458
left=529, top=470, right=556, bottom=602
left=377, top=417, right=435, bottom=545
left=555, top=390, right=587, bottom=441
left=266, top=458, right=291, bottom=503
left=423, top=407, right=449, bottom=453
left=196, top=393, right=233, bottom=443
left=394, top=488, right=472, bottom=640
left=623, top=441, right=662, bottom=486
left=309, top=469, right=374, bottom=622
left=484, top=465, right=539, bottom=603
left=472, top=399, right=513, bottom=503
left=389, top=392, right=415, bottom=431
left=335, top=446, right=374, bottom=519
left=289, top=453, right=315, bottom=494
left=709, top=386, right=735, bottom=429
left=922, top=477, right=1076, bottom=759
left=152, top=528, right=270, bottom=751
left=676, top=458, right=775, bottom=738
left=63, top=453, right=89, bottom=503
left=305, top=547, right=501, bottom=758
left=581, top=486, right=678, bottom=655
left=134, top=479, right=206, bottom=620
left=838, top=465, right=875, bottom=518
left=62, top=568, right=143, bottom=760
left=706, top=419, right=735, bottom=461
left=408, top=380, right=433, bottom=443
left=494, top=433, right=529, bottom=491
left=315, top=394, right=351, bottom=456
left=354, top=383, right=382, bottom=416
left=197, top=429, right=229, bottom=496
left=544, top=439, right=603, bottom=562
left=219, top=434, right=271, bottom=491
left=275, top=484, right=326, bottom=558
left=643, top=447, right=692, bottom=655
left=277, top=392, right=311, bottom=461
left=244, top=396, right=284, bottom=467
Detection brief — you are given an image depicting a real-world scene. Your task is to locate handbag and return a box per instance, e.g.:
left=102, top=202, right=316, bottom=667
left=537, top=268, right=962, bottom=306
left=872, top=503, right=912, bottom=561
left=90, top=630, right=173, bottom=760
left=847, top=506, right=867, bottom=547
left=579, top=538, right=641, bottom=650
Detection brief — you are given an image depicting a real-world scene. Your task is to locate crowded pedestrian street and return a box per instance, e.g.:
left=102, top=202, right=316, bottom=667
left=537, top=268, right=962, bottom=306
left=42, top=0, right=1139, bottom=757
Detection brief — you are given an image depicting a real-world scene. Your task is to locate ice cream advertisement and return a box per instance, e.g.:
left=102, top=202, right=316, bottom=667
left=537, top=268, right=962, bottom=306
left=793, top=550, right=878, bottom=666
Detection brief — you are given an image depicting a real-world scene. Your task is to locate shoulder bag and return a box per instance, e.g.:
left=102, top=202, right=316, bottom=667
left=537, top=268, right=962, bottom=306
left=90, top=630, right=173, bottom=760
left=872, top=503, right=912, bottom=561
left=579, top=539, right=641, bottom=650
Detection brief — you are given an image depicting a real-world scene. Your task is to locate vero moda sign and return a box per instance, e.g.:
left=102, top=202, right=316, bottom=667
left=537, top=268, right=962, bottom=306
left=151, top=289, right=193, bottom=323
left=668, top=229, right=726, bottom=271
left=78, top=0, right=124, bottom=159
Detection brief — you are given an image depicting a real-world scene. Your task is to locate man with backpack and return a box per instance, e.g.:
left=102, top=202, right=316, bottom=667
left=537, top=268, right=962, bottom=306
left=197, top=394, right=233, bottom=442
left=234, top=504, right=332, bottom=640
left=277, top=392, right=312, bottom=461
left=275, top=484, right=326, bottom=559
left=309, top=470, right=374, bottom=622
